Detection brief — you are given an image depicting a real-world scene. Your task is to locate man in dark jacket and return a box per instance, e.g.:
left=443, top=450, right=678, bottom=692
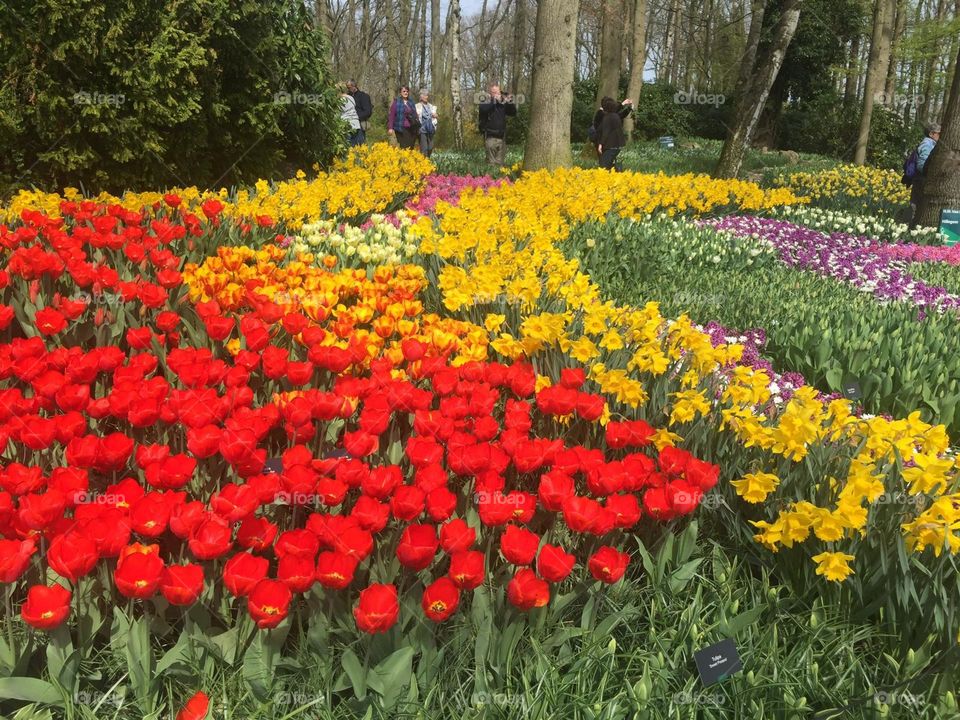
left=347, top=80, right=373, bottom=144
left=597, top=97, right=632, bottom=170
left=591, top=97, right=632, bottom=156
left=478, top=84, right=516, bottom=167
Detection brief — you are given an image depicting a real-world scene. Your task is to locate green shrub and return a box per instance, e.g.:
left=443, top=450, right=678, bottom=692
left=0, top=0, right=344, bottom=195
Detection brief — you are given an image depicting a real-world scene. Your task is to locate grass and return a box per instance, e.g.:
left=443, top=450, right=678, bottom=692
left=9, top=525, right=955, bottom=720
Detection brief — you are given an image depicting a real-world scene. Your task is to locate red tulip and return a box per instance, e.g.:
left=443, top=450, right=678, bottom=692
left=247, top=579, right=292, bottom=629
left=175, top=691, right=209, bottom=720
left=506, top=569, right=549, bottom=611
left=422, top=577, right=460, bottom=622
left=353, top=583, right=399, bottom=634
left=161, top=564, right=204, bottom=606
left=114, top=548, right=164, bottom=598
left=223, top=552, right=269, bottom=598
left=448, top=550, right=485, bottom=590
left=500, top=525, right=540, bottom=566
left=47, top=530, right=99, bottom=582
left=21, top=583, right=71, bottom=630
left=536, top=544, right=575, bottom=582
left=315, top=551, right=358, bottom=590
left=396, top=524, right=439, bottom=571
left=588, top=546, right=630, bottom=583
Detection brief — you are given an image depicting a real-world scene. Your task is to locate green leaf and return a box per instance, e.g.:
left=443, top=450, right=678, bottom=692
left=368, top=646, right=414, bottom=710
left=341, top=648, right=367, bottom=700
left=0, top=678, right=64, bottom=706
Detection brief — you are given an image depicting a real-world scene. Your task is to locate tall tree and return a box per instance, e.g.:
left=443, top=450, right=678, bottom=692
left=524, top=0, right=581, bottom=169
left=624, top=0, right=649, bottom=139
left=715, top=0, right=804, bottom=178
left=449, top=0, right=465, bottom=148
left=510, top=0, right=529, bottom=91
left=596, top=0, right=625, bottom=103
left=916, top=42, right=960, bottom=225
left=854, top=0, right=894, bottom=163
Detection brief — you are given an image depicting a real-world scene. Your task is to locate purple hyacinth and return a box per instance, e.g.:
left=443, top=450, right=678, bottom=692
left=704, top=216, right=960, bottom=313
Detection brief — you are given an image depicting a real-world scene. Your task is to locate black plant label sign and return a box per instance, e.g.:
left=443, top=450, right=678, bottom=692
left=842, top=377, right=862, bottom=401
left=262, top=458, right=283, bottom=475
left=694, top=638, right=742, bottom=686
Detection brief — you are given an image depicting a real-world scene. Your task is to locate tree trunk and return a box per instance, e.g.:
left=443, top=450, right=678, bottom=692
left=916, top=43, right=960, bottom=226
left=596, top=0, right=625, bottom=102
left=844, top=36, right=861, bottom=112
left=624, top=0, right=649, bottom=140
left=449, top=0, right=465, bottom=149
left=884, top=0, right=907, bottom=101
left=942, top=0, right=960, bottom=116
left=919, top=0, right=948, bottom=123
left=511, top=0, right=528, bottom=91
left=853, top=0, right=894, bottom=164
left=715, top=0, right=803, bottom=178
left=735, top=0, right=766, bottom=99
left=524, top=0, right=581, bottom=170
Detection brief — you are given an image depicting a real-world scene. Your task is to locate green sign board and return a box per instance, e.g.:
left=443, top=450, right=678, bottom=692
left=942, top=209, right=960, bottom=246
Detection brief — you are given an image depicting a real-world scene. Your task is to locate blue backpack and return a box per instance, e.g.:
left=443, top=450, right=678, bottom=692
left=902, top=146, right=920, bottom=186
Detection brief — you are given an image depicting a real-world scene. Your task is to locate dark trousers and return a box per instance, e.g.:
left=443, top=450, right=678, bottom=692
left=419, top=132, right=435, bottom=157
left=908, top=175, right=926, bottom=228
left=599, top=147, right=622, bottom=170
left=348, top=130, right=364, bottom=147
left=396, top=128, right=417, bottom=149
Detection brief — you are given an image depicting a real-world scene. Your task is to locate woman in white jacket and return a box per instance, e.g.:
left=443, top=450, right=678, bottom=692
left=415, top=89, right=438, bottom=157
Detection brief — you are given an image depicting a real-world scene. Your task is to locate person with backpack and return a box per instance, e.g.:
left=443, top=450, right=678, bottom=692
left=388, top=86, right=419, bottom=149
left=904, top=122, right=941, bottom=227
left=589, top=97, right=633, bottom=156
left=478, top=84, right=516, bottom=167
left=415, top=89, right=439, bottom=157
left=346, top=79, right=373, bottom=144
left=596, top=97, right=633, bottom=171
left=339, top=84, right=363, bottom=147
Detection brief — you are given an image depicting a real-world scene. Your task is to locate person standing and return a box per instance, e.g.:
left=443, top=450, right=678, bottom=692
left=590, top=97, right=633, bottom=157
left=415, top=89, right=439, bottom=157
left=339, top=85, right=363, bottom=147
left=388, top=86, right=419, bottom=149
left=478, top=84, right=516, bottom=167
left=347, top=79, right=372, bottom=144
left=596, top=97, right=630, bottom=170
left=908, top=121, right=941, bottom=227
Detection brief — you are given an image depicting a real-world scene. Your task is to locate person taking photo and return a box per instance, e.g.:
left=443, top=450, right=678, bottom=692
left=478, top=84, right=516, bottom=166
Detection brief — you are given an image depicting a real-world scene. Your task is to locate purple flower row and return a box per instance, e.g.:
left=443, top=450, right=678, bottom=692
left=706, top=216, right=960, bottom=312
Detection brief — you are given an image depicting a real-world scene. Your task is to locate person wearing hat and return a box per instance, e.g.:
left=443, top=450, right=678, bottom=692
left=415, top=89, right=439, bottom=157
left=909, top=121, right=941, bottom=227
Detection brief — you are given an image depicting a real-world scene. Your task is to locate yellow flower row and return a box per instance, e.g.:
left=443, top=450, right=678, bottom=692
left=1, top=144, right=432, bottom=230
left=773, top=163, right=909, bottom=207
left=409, top=162, right=958, bottom=576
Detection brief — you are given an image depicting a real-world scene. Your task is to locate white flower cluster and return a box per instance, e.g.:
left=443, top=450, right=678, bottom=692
left=294, top=212, right=418, bottom=265
left=772, top=205, right=945, bottom=245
